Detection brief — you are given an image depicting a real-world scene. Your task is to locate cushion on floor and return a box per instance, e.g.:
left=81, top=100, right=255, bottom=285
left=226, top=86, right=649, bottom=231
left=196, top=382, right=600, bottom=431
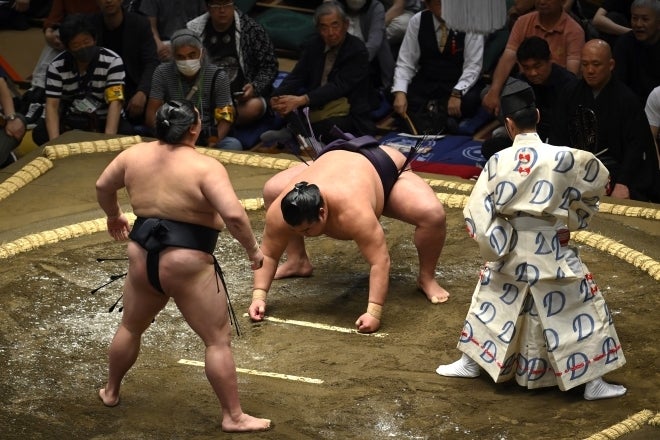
left=379, top=132, right=485, bottom=179
left=255, top=9, right=315, bottom=53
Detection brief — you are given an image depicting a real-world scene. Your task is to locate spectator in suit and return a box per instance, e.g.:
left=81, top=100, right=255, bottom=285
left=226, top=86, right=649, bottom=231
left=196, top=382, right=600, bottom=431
left=267, top=1, right=376, bottom=143
left=391, top=0, right=485, bottom=134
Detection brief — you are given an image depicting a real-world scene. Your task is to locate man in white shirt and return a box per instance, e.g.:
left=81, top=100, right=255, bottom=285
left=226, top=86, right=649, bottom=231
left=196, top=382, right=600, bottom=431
left=391, top=0, right=484, bottom=133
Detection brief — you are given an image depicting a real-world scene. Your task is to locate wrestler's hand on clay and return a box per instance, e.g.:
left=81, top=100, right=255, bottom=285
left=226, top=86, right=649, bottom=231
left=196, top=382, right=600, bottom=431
left=248, top=299, right=266, bottom=321
left=106, top=214, right=130, bottom=241
left=355, top=312, right=380, bottom=333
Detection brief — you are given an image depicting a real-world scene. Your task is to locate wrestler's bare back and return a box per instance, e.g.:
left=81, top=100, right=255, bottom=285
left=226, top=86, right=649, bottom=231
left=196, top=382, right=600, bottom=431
left=252, top=142, right=450, bottom=329
left=111, top=140, right=234, bottom=231
left=273, top=146, right=409, bottom=239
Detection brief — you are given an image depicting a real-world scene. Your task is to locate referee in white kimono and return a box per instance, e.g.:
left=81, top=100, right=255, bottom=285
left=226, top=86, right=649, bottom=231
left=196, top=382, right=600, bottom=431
left=436, top=78, right=627, bottom=400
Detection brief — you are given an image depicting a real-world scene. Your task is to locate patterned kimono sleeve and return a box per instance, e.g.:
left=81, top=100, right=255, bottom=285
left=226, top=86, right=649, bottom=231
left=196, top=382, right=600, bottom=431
left=565, top=150, right=609, bottom=231
left=463, top=158, right=515, bottom=261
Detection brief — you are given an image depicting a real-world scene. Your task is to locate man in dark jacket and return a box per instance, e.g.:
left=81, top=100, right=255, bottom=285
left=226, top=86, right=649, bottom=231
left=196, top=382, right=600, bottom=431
left=552, top=39, right=659, bottom=202
left=187, top=0, right=278, bottom=127
left=612, top=0, right=660, bottom=104
left=268, top=1, right=376, bottom=143
left=481, top=36, right=578, bottom=160
left=91, top=0, right=159, bottom=126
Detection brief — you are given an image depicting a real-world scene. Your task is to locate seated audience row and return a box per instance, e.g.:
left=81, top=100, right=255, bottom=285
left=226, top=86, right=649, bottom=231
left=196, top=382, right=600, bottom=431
left=4, top=0, right=660, bottom=201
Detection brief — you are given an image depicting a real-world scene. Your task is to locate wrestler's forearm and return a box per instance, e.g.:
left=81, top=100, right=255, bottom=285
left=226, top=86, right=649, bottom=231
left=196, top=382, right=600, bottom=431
left=254, top=255, right=277, bottom=289
left=223, top=214, right=259, bottom=253
left=367, top=264, right=390, bottom=307
left=96, top=190, right=122, bottom=218
left=252, top=256, right=278, bottom=300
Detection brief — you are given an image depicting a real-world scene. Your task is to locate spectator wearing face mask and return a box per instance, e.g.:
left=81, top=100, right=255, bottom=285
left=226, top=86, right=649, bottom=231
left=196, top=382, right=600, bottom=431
left=145, top=28, right=242, bottom=150
left=31, top=13, right=134, bottom=146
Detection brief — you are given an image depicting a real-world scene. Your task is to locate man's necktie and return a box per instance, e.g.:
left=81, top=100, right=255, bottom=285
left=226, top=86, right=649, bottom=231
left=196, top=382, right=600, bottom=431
left=321, top=47, right=338, bottom=85
left=438, top=21, right=448, bottom=53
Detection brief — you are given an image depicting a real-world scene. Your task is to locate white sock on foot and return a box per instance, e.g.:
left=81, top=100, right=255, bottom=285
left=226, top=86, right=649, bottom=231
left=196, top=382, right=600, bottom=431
left=584, top=377, right=627, bottom=400
left=436, top=354, right=480, bottom=378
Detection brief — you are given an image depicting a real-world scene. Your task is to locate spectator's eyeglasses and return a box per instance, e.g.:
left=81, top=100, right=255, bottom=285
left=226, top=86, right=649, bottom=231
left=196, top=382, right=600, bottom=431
left=208, top=2, right=233, bottom=10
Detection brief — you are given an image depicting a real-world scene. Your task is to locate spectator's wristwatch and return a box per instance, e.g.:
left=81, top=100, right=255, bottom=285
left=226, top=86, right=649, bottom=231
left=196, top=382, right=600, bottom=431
left=5, top=113, right=17, bottom=121
left=450, top=88, right=463, bottom=98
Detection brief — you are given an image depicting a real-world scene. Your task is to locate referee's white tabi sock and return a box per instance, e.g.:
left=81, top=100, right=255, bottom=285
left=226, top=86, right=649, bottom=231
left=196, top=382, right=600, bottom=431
left=435, top=354, right=480, bottom=378
left=583, top=377, right=627, bottom=400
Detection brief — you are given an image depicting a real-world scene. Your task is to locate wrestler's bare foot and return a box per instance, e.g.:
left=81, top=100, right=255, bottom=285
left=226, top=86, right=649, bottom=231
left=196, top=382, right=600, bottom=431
left=274, top=258, right=313, bottom=279
left=417, top=278, right=450, bottom=304
left=222, top=413, right=272, bottom=432
left=98, top=388, right=120, bottom=407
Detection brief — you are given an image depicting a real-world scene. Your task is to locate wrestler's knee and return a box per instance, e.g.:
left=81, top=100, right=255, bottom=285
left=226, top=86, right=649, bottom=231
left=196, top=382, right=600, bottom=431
left=417, top=203, right=446, bottom=229
left=263, top=178, right=282, bottom=206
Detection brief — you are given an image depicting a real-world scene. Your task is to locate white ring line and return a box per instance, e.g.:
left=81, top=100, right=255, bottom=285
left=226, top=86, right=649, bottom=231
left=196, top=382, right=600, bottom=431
left=177, top=359, right=324, bottom=384
left=241, top=313, right=389, bottom=337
